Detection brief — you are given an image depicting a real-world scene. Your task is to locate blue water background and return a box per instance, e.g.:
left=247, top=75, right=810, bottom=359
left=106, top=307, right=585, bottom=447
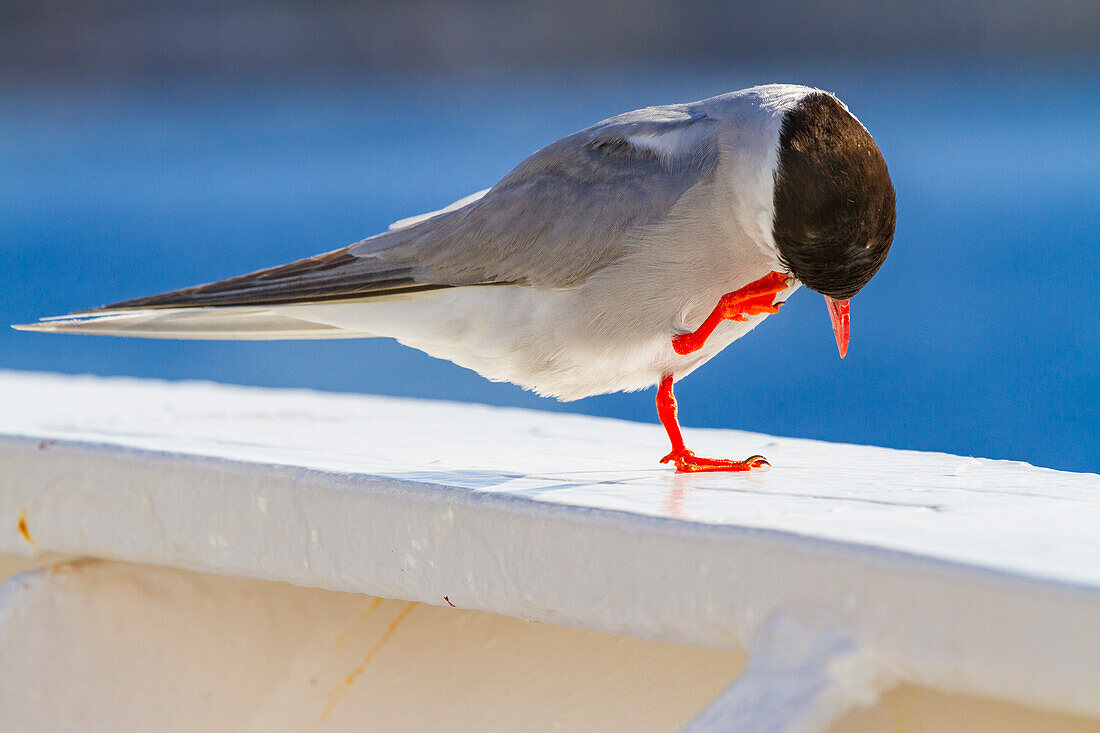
left=3, top=64, right=1098, bottom=473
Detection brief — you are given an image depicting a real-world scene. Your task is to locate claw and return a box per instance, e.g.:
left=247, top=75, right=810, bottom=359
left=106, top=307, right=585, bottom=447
left=744, top=455, right=770, bottom=469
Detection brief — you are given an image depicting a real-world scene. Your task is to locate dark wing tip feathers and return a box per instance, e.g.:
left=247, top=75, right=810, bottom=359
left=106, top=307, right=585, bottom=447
left=90, top=105, right=719, bottom=314
left=89, top=247, right=450, bottom=312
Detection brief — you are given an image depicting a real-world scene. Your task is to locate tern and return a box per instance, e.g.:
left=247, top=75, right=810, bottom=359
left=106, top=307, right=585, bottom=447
left=16, top=84, right=896, bottom=472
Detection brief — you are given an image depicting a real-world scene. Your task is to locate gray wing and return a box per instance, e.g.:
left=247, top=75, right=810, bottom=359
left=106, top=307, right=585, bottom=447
left=95, top=104, right=720, bottom=312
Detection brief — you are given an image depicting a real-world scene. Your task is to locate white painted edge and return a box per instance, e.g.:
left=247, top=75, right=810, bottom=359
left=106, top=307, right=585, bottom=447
left=2, top=434, right=1099, bottom=722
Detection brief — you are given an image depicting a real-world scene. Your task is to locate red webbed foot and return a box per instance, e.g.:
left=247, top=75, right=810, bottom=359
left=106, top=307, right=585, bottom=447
left=655, top=374, right=772, bottom=473
left=660, top=448, right=770, bottom=473
left=673, top=271, right=790, bottom=355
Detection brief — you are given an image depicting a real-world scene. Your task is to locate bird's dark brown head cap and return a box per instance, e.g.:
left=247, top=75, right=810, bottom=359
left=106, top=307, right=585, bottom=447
left=772, top=92, right=896, bottom=300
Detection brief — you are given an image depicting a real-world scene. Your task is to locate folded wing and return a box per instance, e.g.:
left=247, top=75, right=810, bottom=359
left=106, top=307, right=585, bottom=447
left=16, top=104, right=720, bottom=338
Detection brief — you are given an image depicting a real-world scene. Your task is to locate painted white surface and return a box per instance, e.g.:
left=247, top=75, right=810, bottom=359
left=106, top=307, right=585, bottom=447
left=1, top=371, right=1099, bottom=724
left=3, top=559, right=1098, bottom=733
left=0, top=559, right=744, bottom=732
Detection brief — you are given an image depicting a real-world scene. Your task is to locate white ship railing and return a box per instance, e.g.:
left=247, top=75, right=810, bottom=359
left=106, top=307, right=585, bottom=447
left=1, top=371, right=1098, bottom=732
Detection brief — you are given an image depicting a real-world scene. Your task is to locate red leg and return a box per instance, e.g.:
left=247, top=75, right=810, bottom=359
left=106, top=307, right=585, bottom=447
left=673, top=271, right=790, bottom=355
left=656, top=374, right=769, bottom=473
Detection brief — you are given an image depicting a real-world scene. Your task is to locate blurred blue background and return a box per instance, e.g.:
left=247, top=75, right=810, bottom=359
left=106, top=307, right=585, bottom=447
left=2, top=2, right=1097, bottom=472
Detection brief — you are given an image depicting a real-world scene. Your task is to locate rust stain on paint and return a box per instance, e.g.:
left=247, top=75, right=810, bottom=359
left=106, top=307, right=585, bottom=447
left=332, top=596, right=383, bottom=651
left=316, top=601, right=418, bottom=727
left=17, top=511, right=35, bottom=548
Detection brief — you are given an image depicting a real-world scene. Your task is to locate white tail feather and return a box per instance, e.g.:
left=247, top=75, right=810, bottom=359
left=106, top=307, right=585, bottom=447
left=12, top=306, right=371, bottom=340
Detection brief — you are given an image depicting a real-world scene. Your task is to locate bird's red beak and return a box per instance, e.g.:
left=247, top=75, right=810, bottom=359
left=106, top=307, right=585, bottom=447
left=825, top=296, right=850, bottom=359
